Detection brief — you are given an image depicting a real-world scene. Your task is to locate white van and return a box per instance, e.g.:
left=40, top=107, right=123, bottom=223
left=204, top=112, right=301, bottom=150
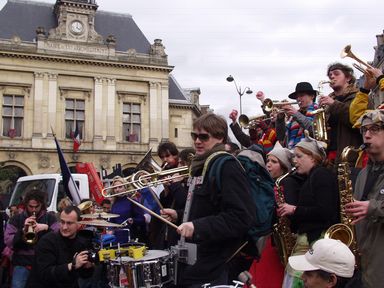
left=9, top=174, right=90, bottom=212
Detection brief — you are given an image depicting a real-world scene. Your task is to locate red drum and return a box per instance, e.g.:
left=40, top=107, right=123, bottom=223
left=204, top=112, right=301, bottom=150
left=109, top=250, right=174, bottom=288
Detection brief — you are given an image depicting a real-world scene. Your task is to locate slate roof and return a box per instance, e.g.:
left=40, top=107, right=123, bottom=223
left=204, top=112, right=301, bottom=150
left=0, top=0, right=188, bottom=101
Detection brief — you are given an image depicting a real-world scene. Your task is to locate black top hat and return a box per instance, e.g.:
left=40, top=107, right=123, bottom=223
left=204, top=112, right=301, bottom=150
left=288, top=82, right=318, bottom=99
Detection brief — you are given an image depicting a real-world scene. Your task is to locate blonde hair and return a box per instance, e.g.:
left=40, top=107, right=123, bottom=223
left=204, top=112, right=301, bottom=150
left=57, top=197, right=72, bottom=213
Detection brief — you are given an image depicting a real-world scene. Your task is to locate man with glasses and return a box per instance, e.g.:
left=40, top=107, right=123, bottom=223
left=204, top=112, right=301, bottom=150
left=4, top=189, right=59, bottom=288
left=27, top=205, right=94, bottom=287
left=345, top=109, right=384, bottom=288
left=161, top=113, right=255, bottom=287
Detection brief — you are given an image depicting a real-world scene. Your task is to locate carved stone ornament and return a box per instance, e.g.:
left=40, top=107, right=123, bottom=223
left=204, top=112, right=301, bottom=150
left=100, top=155, right=110, bottom=169
left=11, top=35, right=22, bottom=46
left=150, top=39, right=167, bottom=57
left=8, top=152, right=16, bottom=160
left=38, top=154, right=50, bottom=169
left=72, top=154, right=79, bottom=161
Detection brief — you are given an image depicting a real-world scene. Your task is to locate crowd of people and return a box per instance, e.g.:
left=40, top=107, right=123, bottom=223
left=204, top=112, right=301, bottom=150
left=0, top=61, right=383, bottom=288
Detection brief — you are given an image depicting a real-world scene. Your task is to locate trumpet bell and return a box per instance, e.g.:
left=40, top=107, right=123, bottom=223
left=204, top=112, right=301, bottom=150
left=340, top=44, right=352, bottom=58
left=239, top=114, right=266, bottom=129
left=340, top=44, right=373, bottom=70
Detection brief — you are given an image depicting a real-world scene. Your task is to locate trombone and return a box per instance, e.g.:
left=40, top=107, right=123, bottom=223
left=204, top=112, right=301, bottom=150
left=341, top=44, right=374, bottom=73
left=101, top=166, right=189, bottom=198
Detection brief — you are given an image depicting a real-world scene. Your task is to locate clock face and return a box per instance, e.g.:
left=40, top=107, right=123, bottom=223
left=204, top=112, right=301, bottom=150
left=70, top=21, right=84, bottom=34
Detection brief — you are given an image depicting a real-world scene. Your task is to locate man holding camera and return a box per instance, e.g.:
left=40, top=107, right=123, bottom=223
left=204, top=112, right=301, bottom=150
left=27, top=205, right=94, bottom=287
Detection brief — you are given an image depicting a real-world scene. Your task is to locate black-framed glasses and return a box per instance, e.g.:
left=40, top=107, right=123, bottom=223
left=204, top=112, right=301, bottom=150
left=360, top=125, right=384, bottom=135
left=190, top=132, right=210, bottom=142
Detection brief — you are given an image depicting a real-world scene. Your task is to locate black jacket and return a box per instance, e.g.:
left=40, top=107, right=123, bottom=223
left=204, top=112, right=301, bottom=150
left=291, top=166, right=340, bottom=243
left=27, top=232, right=93, bottom=288
left=181, top=157, right=256, bottom=285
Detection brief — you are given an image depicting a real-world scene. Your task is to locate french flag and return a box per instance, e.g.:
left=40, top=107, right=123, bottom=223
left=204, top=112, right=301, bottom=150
left=73, top=123, right=81, bottom=153
left=53, top=130, right=81, bottom=205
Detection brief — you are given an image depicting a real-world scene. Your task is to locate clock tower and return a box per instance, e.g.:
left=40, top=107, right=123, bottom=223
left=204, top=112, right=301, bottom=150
left=48, top=0, right=102, bottom=43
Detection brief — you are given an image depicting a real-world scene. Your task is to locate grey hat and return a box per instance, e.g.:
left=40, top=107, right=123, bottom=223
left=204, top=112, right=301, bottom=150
left=353, top=109, right=384, bottom=128
left=295, top=130, right=327, bottom=160
left=267, top=141, right=293, bottom=171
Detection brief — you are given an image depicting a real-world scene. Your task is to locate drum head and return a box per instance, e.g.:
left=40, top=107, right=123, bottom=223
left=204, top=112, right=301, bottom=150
left=120, top=249, right=169, bottom=262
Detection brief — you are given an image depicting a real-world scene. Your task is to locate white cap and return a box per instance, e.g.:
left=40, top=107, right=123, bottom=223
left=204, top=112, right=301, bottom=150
left=288, top=239, right=355, bottom=278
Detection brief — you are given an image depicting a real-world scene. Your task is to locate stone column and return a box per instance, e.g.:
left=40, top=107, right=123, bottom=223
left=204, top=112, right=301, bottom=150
left=47, top=73, right=58, bottom=138
left=106, top=78, right=116, bottom=149
left=32, top=72, right=45, bottom=140
left=160, top=82, right=169, bottom=141
left=149, top=81, right=159, bottom=148
left=93, top=77, right=103, bottom=149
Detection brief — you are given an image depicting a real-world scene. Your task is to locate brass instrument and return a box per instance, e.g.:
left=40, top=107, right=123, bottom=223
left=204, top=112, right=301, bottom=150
left=324, top=146, right=362, bottom=258
left=341, top=44, right=374, bottom=73
left=311, top=108, right=328, bottom=143
left=102, top=166, right=190, bottom=198
left=77, top=200, right=93, bottom=212
left=272, top=168, right=297, bottom=266
left=312, top=80, right=335, bottom=143
left=238, top=114, right=270, bottom=129
left=261, top=98, right=299, bottom=115
left=24, top=212, right=37, bottom=244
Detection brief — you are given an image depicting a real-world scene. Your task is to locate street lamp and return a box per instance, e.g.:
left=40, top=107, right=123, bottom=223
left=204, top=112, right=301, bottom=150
left=226, top=75, right=253, bottom=115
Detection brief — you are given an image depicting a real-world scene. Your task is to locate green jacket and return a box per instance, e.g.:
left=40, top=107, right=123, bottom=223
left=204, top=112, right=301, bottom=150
left=354, top=162, right=384, bottom=288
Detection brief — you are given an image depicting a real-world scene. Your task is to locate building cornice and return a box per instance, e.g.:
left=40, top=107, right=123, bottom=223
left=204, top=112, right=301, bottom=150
left=0, top=49, right=174, bottom=73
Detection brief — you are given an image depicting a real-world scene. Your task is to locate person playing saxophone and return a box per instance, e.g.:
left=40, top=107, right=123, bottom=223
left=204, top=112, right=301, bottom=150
left=345, top=109, right=384, bottom=288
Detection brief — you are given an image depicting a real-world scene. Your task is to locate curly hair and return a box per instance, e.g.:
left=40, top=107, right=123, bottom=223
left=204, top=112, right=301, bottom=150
left=23, top=189, right=47, bottom=210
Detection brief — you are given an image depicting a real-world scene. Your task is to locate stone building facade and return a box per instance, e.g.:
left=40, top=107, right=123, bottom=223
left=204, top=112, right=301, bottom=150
left=0, top=0, right=208, bottom=204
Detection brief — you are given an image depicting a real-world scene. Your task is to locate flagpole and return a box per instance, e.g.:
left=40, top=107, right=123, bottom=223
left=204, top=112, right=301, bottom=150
left=51, top=125, right=82, bottom=205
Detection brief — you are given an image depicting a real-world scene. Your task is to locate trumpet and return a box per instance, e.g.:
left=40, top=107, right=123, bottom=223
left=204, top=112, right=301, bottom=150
left=341, top=44, right=374, bottom=73
left=24, top=212, right=37, bottom=244
left=102, top=166, right=190, bottom=198
left=239, top=114, right=271, bottom=129
left=262, top=98, right=299, bottom=115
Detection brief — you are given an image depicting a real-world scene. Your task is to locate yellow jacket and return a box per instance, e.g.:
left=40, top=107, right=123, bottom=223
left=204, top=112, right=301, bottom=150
left=350, top=76, right=384, bottom=126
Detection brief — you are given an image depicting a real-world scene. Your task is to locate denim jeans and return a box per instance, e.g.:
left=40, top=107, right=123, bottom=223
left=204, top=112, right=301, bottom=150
left=11, top=266, right=30, bottom=288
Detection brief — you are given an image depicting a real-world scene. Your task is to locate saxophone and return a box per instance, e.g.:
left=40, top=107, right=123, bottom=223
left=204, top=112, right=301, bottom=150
left=272, top=168, right=297, bottom=266
left=324, top=146, right=362, bottom=259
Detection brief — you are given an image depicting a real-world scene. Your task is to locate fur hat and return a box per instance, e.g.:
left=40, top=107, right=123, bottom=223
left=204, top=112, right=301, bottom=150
left=353, top=109, right=384, bottom=128
left=295, top=130, right=327, bottom=160
left=267, top=141, right=293, bottom=171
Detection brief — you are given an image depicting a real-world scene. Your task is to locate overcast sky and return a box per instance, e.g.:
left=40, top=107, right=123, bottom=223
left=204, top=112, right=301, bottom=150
left=2, top=0, right=384, bottom=119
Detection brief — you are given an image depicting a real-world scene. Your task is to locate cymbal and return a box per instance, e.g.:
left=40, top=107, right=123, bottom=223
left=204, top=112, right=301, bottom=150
left=78, top=219, right=123, bottom=227
left=81, top=212, right=120, bottom=219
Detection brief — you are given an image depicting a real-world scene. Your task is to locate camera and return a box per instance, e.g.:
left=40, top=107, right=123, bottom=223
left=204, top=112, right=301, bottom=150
left=87, top=250, right=99, bottom=263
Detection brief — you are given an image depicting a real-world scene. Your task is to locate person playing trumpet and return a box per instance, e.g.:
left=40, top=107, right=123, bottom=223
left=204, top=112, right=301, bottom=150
left=349, top=67, right=384, bottom=126
left=274, top=82, right=318, bottom=149
left=4, top=189, right=59, bottom=288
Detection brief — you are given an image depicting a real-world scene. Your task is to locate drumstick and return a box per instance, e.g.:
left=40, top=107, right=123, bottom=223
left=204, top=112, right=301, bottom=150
left=126, top=197, right=178, bottom=230
left=226, top=241, right=248, bottom=263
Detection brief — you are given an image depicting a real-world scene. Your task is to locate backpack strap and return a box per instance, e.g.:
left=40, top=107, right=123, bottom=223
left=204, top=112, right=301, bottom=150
left=202, top=151, right=244, bottom=191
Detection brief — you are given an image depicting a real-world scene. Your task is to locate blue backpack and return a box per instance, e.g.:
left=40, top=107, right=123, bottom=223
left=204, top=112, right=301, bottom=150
left=203, top=150, right=276, bottom=258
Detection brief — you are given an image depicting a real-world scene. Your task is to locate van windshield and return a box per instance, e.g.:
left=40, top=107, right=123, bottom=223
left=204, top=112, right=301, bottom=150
left=10, top=179, right=56, bottom=206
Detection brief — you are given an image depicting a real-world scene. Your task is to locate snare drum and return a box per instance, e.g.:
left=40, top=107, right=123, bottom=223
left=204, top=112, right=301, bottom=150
left=109, top=250, right=174, bottom=288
